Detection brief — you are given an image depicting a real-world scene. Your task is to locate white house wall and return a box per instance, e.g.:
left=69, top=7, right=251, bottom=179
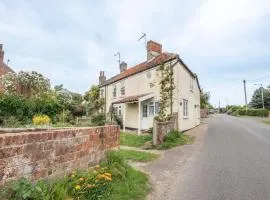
left=176, top=62, right=201, bottom=131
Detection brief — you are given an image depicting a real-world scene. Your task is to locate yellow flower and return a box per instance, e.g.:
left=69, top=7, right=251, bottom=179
left=104, top=176, right=112, bottom=181
left=72, top=170, right=77, bottom=174
left=71, top=174, right=76, bottom=178
left=93, top=170, right=98, bottom=174
left=104, top=173, right=112, bottom=178
left=95, top=165, right=100, bottom=169
left=75, top=185, right=81, bottom=190
left=79, top=177, right=84, bottom=181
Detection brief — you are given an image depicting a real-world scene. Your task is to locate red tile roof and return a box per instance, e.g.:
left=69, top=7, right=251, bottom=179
left=112, top=93, right=152, bottom=104
left=0, top=63, right=14, bottom=76
left=100, top=52, right=178, bottom=86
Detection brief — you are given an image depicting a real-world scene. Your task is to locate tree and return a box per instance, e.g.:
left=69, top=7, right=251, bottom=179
left=84, top=85, right=104, bottom=116
left=0, top=71, right=50, bottom=96
left=200, top=89, right=211, bottom=109
left=157, top=62, right=175, bottom=122
left=249, top=86, right=270, bottom=110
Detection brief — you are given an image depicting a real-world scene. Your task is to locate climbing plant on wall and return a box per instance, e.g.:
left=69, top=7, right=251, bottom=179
left=157, top=62, right=175, bottom=122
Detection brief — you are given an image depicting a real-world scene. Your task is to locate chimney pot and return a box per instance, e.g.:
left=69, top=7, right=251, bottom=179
left=99, top=71, right=106, bottom=84
left=0, top=44, right=4, bottom=64
left=147, top=40, right=162, bottom=60
left=120, top=61, right=127, bottom=73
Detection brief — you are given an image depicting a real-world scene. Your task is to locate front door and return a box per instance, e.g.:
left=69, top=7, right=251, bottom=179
left=141, top=103, right=148, bottom=129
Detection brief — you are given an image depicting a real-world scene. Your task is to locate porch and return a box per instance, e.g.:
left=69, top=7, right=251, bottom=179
left=112, top=93, right=158, bottom=135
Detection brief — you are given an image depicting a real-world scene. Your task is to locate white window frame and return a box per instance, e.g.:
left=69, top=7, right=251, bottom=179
left=120, top=81, right=125, bottom=96
left=148, top=101, right=160, bottom=116
left=113, top=85, right=117, bottom=98
left=148, top=102, right=155, bottom=116
left=183, top=99, right=188, bottom=119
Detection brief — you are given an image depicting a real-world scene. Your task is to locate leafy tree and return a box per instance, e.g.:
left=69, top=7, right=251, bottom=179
left=249, top=86, right=270, bottom=110
left=84, top=85, right=105, bottom=116
left=200, top=89, right=211, bottom=109
left=0, top=71, right=50, bottom=96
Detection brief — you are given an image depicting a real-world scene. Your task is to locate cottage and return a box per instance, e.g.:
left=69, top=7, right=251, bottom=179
left=0, top=44, right=15, bottom=92
left=99, top=40, right=201, bottom=134
left=0, top=44, right=30, bottom=96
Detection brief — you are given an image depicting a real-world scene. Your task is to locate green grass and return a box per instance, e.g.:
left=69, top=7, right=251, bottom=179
left=110, top=165, right=150, bottom=200
left=1, top=151, right=150, bottom=200
left=117, top=149, right=159, bottom=162
left=104, top=151, right=151, bottom=200
left=158, top=130, right=195, bottom=150
left=262, top=120, right=270, bottom=125
left=120, top=132, right=152, bottom=147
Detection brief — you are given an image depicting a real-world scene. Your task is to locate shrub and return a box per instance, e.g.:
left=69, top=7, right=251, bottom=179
left=91, top=113, right=106, bottom=126
left=32, top=114, right=51, bottom=125
left=237, top=108, right=269, bottom=117
left=158, top=129, right=193, bottom=150
left=57, top=109, right=73, bottom=123
left=3, top=116, right=21, bottom=128
left=0, top=177, right=69, bottom=200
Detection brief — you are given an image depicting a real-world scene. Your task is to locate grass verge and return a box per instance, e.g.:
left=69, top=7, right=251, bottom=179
left=118, top=149, right=159, bottom=162
left=262, top=120, right=270, bottom=125
left=0, top=151, right=150, bottom=200
left=120, top=132, right=152, bottom=147
left=158, top=130, right=195, bottom=150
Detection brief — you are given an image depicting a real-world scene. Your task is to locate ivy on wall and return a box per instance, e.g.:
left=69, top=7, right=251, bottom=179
left=157, top=62, right=175, bottom=122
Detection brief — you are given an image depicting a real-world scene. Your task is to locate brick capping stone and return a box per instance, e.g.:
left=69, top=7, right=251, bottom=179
left=0, top=125, right=120, bottom=185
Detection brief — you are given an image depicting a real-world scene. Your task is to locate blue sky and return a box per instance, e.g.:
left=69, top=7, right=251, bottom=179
left=0, top=0, right=270, bottom=107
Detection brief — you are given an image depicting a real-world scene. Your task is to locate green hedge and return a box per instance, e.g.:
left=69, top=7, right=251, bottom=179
left=0, top=93, right=61, bottom=125
left=238, top=109, right=269, bottom=117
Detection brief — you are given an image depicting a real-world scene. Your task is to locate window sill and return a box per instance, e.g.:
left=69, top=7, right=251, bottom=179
left=183, top=117, right=189, bottom=119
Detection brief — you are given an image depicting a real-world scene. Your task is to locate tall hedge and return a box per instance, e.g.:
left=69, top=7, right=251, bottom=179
left=238, top=108, right=269, bottom=117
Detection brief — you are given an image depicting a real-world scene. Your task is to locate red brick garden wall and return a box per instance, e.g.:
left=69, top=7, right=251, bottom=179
left=0, top=125, right=119, bottom=185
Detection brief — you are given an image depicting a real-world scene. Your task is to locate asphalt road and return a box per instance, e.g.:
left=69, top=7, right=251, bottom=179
left=147, top=114, right=270, bottom=200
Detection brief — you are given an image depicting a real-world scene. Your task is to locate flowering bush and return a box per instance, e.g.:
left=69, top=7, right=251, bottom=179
left=32, top=114, right=51, bottom=125
left=69, top=165, right=112, bottom=199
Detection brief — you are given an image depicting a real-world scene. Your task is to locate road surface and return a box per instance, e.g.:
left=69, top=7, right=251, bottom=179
left=146, top=114, right=270, bottom=200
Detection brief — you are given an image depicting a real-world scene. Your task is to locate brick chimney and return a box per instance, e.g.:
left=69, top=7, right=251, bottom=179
left=120, top=61, right=127, bottom=73
left=147, top=40, right=162, bottom=60
left=0, top=44, right=4, bottom=64
left=99, top=71, right=106, bottom=84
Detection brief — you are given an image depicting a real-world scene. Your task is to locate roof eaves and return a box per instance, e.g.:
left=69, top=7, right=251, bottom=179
left=100, top=55, right=178, bottom=87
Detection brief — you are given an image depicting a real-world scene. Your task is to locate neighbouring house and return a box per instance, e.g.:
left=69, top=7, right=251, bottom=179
left=0, top=44, right=30, bottom=96
left=99, top=40, right=201, bottom=134
left=0, top=44, right=15, bottom=92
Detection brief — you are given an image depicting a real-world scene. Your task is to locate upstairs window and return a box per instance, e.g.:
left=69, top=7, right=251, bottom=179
left=121, top=86, right=125, bottom=95
left=113, top=85, right=117, bottom=98
left=120, top=81, right=125, bottom=96
left=183, top=99, right=188, bottom=118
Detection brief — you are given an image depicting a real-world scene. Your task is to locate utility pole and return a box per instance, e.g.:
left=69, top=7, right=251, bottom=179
left=219, top=100, right=220, bottom=113
left=243, top=80, right=248, bottom=111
